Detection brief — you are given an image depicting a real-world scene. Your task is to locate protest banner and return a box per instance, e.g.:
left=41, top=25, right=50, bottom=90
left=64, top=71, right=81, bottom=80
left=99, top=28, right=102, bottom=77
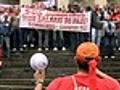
left=20, top=8, right=91, bottom=32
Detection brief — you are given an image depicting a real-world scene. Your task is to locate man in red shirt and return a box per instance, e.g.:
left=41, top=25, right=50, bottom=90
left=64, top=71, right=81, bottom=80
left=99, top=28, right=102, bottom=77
left=34, top=42, right=120, bottom=90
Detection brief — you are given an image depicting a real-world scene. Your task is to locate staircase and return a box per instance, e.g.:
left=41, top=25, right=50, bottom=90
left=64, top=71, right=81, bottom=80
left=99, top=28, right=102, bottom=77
left=0, top=49, right=120, bottom=90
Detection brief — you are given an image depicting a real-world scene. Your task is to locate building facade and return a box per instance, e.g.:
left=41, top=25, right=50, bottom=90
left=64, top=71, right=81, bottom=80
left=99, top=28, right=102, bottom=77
left=0, top=0, right=19, bottom=4
left=0, top=0, right=119, bottom=7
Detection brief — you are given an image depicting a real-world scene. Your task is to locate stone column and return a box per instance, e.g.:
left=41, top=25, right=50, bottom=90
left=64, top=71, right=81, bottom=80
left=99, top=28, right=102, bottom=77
left=57, top=0, right=70, bottom=10
left=94, top=0, right=107, bottom=6
left=20, top=0, right=32, bottom=5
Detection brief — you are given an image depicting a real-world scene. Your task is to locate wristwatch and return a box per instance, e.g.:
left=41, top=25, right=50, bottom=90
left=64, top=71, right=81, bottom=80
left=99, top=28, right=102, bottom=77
left=35, top=80, right=44, bottom=85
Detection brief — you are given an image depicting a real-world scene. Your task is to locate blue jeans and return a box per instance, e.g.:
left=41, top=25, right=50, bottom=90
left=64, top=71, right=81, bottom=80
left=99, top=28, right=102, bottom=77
left=104, top=34, right=115, bottom=56
left=4, top=36, right=10, bottom=58
left=53, top=31, right=65, bottom=49
left=27, top=29, right=36, bottom=45
left=12, top=28, right=23, bottom=49
left=38, top=30, right=50, bottom=48
left=0, top=25, right=11, bottom=58
left=21, top=28, right=29, bottom=47
left=95, top=30, right=102, bottom=47
left=38, top=30, right=42, bottom=48
left=69, top=32, right=81, bottom=51
left=116, top=29, right=120, bottom=48
left=43, top=30, right=49, bottom=48
left=0, top=35, right=10, bottom=58
left=91, top=28, right=102, bottom=47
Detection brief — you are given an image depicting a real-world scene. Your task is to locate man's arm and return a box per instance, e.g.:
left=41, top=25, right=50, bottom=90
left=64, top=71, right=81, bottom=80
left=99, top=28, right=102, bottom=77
left=34, top=84, right=43, bottom=90
left=34, top=70, right=45, bottom=90
left=96, top=69, right=115, bottom=79
left=112, top=20, right=120, bottom=24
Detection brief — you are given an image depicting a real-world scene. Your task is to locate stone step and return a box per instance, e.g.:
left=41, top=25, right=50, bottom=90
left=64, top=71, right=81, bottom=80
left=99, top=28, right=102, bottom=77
left=0, top=67, right=77, bottom=78
left=3, top=59, right=120, bottom=68
left=1, top=67, right=33, bottom=78
left=10, top=50, right=120, bottom=59
left=1, top=64, right=120, bottom=79
left=2, top=50, right=120, bottom=79
left=0, top=85, right=34, bottom=90
left=0, top=78, right=51, bottom=86
left=3, top=53, right=120, bottom=68
left=99, top=58, right=120, bottom=78
left=10, top=50, right=74, bottom=57
left=8, top=52, right=72, bottom=65
left=0, top=49, right=120, bottom=90
left=3, top=53, right=75, bottom=67
left=0, top=79, right=34, bottom=86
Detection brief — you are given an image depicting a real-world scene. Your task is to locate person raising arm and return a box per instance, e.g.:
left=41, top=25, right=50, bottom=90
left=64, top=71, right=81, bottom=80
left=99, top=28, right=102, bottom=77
left=34, top=42, right=120, bottom=90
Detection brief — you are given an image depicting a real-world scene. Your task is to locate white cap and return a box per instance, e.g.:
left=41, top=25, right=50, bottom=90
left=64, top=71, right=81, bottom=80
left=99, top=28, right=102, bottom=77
left=30, top=53, right=48, bottom=70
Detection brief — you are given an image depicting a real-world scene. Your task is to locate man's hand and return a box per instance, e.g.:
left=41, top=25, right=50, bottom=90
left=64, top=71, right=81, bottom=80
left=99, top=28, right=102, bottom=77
left=34, top=70, right=45, bottom=83
left=96, top=69, right=113, bottom=79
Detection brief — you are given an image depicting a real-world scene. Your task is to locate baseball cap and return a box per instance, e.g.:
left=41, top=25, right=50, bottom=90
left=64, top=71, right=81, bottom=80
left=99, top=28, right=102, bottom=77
left=75, top=42, right=100, bottom=62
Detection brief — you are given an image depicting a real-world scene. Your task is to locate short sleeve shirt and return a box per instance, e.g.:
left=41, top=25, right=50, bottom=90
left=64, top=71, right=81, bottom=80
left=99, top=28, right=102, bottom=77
left=47, top=74, right=120, bottom=90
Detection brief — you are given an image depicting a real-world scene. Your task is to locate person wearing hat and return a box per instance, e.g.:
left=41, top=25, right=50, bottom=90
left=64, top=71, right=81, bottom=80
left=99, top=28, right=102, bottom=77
left=34, top=42, right=120, bottom=90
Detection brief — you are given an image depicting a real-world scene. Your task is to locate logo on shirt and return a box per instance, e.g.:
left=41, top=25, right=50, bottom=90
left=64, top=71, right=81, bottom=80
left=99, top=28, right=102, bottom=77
left=74, top=86, right=89, bottom=90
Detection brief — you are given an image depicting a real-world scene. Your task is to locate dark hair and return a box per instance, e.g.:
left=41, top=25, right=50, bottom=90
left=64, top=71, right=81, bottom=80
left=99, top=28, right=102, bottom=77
left=77, top=60, right=89, bottom=72
left=86, top=6, right=92, bottom=11
left=52, top=5, right=57, bottom=10
left=76, top=58, right=94, bottom=72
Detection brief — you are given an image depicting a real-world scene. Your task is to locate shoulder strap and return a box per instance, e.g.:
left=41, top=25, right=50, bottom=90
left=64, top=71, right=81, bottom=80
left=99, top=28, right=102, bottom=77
left=71, top=76, right=79, bottom=90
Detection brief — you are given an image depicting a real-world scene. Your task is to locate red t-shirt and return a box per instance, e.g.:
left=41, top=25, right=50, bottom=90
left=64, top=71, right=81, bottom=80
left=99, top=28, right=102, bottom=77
left=47, top=74, right=120, bottom=90
left=112, top=14, right=120, bottom=29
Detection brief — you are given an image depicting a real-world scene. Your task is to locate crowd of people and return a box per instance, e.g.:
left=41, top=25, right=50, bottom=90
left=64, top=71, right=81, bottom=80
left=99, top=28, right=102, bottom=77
left=0, top=3, right=120, bottom=59
left=0, top=2, right=120, bottom=90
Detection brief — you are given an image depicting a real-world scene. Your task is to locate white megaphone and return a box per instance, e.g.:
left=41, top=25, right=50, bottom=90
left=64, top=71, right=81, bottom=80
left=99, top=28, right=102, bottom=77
left=30, top=53, right=48, bottom=70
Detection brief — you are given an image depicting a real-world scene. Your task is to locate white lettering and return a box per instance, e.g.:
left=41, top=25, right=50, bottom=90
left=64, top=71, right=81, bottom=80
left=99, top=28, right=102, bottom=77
left=74, top=86, right=89, bottom=90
